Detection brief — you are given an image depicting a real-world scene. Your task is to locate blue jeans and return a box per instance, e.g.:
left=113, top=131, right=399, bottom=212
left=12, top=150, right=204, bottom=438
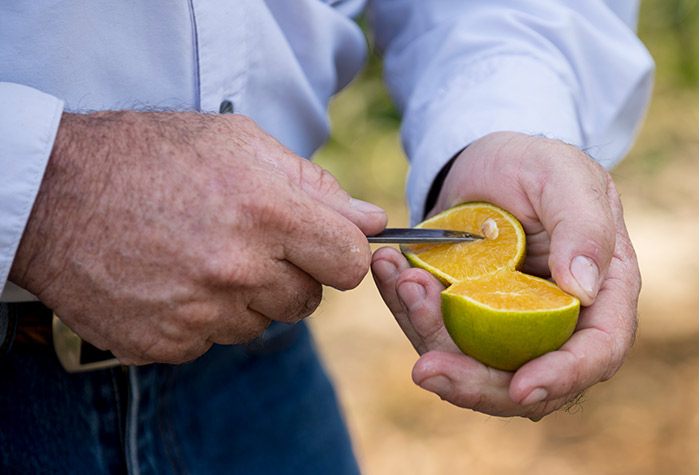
left=0, top=322, right=360, bottom=474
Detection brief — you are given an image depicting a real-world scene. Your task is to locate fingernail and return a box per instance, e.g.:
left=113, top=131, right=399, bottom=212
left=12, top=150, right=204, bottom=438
left=419, top=375, right=453, bottom=397
left=521, top=387, right=548, bottom=406
left=350, top=198, right=385, bottom=214
left=372, top=259, right=398, bottom=282
left=397, top=282, right=425, bottom=312
left=570, top=255, right=599, bottom=300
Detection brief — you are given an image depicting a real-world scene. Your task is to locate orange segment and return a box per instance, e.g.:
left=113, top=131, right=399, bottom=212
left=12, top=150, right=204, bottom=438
left=402, top=202, right=525, bottom=284
left=445, top=271, right=578, bottom=312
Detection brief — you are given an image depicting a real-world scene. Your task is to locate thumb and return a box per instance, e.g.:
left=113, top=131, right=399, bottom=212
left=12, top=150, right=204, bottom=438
left=541, top=171, right=616, bottom=306
left=282, top=152, right=387, bottom=236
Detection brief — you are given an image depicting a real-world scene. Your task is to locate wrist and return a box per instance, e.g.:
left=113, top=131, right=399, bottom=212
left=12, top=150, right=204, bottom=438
left=9, top=113, right=90, bottom=296
left=423, top=154, right=459, bottom=219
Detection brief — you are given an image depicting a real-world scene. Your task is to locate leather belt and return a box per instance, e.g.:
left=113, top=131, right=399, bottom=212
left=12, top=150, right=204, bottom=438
left=1, top=301, right=121, bottom=372
left=7, top=301, right=53, bottom=346
left=2, top=303, right=303, bottom=372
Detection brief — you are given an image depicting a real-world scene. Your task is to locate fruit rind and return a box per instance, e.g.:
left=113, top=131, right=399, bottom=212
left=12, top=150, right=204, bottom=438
left=442, top=272, right=580, bottom=371
left=402, top=202, right=526, bottom=284
left=442, top=293, right=579, bottom=371
left=401, top=202, right=580, bottom=371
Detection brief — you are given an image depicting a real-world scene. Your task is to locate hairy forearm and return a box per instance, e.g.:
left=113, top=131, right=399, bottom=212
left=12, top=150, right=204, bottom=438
left=11, top=111, right=175, bottom=299
left=10, top=112, right=91, bottom=295
left=6, top=110, right=384, bottom=364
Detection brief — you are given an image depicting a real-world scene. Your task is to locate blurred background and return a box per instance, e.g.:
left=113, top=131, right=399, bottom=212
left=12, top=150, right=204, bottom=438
left=308, top=1, right=698, bottom=474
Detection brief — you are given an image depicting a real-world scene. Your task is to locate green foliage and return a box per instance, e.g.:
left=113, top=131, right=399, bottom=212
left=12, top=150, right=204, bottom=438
left=615, top=0, right=699, bottom=196
left=639, top=0, right=698, bottom=89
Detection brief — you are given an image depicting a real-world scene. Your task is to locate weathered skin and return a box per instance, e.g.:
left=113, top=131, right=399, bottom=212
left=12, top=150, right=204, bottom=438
left=11, top=111, right=387, bottom=365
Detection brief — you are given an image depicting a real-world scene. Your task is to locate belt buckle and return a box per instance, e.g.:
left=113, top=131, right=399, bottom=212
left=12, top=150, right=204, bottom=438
left=52, top=314, right=122, bottom=373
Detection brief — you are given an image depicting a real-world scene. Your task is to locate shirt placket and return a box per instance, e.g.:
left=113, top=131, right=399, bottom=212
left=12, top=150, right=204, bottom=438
left=189, top=0, right=250, bottom=114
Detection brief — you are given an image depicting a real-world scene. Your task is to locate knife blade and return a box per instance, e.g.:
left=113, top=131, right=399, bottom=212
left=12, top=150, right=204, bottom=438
left=367, top=228, right=483, bottom=244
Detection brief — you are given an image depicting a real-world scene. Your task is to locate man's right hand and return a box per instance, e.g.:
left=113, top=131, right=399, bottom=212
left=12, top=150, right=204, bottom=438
left=9, top=112, right=387, bottom=365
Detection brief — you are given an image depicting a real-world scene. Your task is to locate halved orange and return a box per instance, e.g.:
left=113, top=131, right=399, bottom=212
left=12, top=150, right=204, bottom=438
left=402, top=202, right=579, bottom=371
left=404, top=203, right=525, bottom=284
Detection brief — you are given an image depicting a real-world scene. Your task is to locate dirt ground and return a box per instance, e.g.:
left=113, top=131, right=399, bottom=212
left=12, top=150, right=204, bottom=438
left=309, top=38, right=699, bottom=475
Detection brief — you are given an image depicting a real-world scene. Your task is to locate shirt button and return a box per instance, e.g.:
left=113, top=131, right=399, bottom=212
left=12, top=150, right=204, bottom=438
left=219, top=100, right=234, bottom=114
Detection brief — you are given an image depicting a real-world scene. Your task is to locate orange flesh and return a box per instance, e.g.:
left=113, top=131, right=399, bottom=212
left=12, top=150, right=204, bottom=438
left=404, top=202, right=579, bottom=370
left=446, top=271, right=577, bottom=311
left=403, top=204, right=523, bottom=282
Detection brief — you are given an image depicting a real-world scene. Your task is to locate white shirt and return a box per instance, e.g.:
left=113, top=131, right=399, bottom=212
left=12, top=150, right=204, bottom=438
left=0, top=0, right=653, bottom=301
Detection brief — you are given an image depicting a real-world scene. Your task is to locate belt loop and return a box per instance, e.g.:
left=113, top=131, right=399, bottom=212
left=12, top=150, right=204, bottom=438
left=0, top=302, right=18, bottom=354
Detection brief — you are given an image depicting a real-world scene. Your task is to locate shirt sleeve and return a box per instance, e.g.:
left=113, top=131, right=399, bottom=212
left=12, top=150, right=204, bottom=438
left=368, top=0, right=655, bottom=224
left=0, top=82, right=64, bottom=298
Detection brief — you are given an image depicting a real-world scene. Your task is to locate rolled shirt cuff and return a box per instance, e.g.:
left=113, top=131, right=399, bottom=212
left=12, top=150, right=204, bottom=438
left=0, top=82, right=64, bottom=300
left=403, top=49, right=653, bottom=225
left=403, top=55, right=582, bottom=225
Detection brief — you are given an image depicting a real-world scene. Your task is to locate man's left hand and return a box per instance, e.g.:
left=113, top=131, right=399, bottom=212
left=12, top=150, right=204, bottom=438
left=371, top=131, right=640, bottom=420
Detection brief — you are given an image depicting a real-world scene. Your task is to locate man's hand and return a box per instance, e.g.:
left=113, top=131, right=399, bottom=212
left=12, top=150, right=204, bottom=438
left=10, top=112, right=387, bottom=365
left=372, top=131, right=640, bottom=419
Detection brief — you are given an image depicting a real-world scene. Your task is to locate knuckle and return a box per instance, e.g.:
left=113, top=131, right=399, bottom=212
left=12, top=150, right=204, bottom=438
left=598, top=328, right=628, bottom=382
left=239, top=190, right=279, bottom=225
left=177, top=306, right=219, bottom=334
left=335, top=242, right=371, bottom=290
left=201, top=253, right=259, bottom=289
left=617, top=233, right=639, bottom=263
left=304, top=283, right=323, bottom=315
left=264, top=279, right=322, bottom=323
left=586, top=220, right=616, bottom=257
left=291, top=282, right=323, bottom=321
left=134, top=339, right=172, bottom=364
left=235, top=314, right=271, bottom=343
left=315, top=166, right=342, bottom=197
left=146, top=339, right=211, bottom=365
left=206, top=305, right=269, bottom=345
left=241, top=191, right=302, bottom=239
left=298, top=160, right=342, bottom=197
left=453, top=388, right=483, bottom=411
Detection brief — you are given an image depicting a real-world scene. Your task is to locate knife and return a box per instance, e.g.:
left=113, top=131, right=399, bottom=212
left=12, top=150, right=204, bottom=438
left=367, top=228, right=483, bottom=244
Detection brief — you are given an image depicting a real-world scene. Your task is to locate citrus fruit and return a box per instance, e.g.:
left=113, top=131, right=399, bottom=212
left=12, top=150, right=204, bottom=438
left=402, top=202, right=580, bottom=371
left=404, top=202, right=526, bottom=284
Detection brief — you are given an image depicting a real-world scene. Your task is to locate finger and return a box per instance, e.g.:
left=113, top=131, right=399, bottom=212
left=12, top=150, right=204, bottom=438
left=280, top=191, right=373, bottom=291
left=520, top=229, right=551, bottom=277
left=509, top=185, right=640, bottom=405
left=413, top=351, right=582, bottom=419
left=412, top=351, right=523, bottom=416
left=372, top=247, right=453, bottom=354
left=537, top=162, right=616, bottom=306
left=372, top=247, right=458, bottom=353
left=206, top=305, right=271, bottom=346
left=112, top=333, right=214, bottom=365
left=433, top=135, right=616, bottom=305
left=275, top=150, right=387, bottom=236
left=229, top=115, right=386, bottom=234
left=371, top=247, right=423, bottom=350
left=248, top=259, right=322, bottom=323
left=394, top=267, right=454, bottom=353
left=65, top=307, right=217, bottom=365
left=150, top=298, right=270, bottom=348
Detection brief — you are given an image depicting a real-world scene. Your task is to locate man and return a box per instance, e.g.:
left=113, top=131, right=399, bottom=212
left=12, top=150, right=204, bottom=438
left=0, top=1, right=652, bottom=473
